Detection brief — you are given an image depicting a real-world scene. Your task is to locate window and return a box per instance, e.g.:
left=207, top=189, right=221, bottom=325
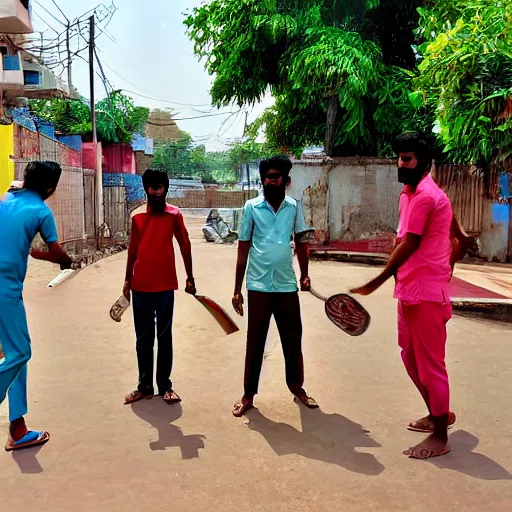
left=3, top=55, right=21, bottom=71
left=24, top=70, right=40, bottom=86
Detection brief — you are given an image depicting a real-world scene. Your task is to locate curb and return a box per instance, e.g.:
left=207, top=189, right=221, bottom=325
left=310, top=251, right=387, bottom=266
left=451, top=298, right=512, bottom=323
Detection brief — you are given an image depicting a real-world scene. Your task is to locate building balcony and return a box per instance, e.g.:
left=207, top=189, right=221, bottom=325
left=0, top=0, right=33, bottom=34
left=0, top=51, right=74, bottom=100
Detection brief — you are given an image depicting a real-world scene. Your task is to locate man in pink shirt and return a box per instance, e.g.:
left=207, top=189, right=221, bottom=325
left=351, top=132, right=469, bottom=459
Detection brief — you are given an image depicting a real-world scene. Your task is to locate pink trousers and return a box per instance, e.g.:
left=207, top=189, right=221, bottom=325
left=398, top=300, right=452, bottom=416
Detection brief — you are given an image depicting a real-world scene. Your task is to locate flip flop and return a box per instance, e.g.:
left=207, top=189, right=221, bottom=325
left=407, top=412, right=456, bottom=433
left=403, top=446, right=451, bottom=459
left=163, top=390, right=182, bottom=405
left=294, top=394, right=319, bottom=409
left=232, top=402, right=254, bottom=418
left=124, top=390, right=153, bottom=405
left=5, top=430, right=50, bottom=452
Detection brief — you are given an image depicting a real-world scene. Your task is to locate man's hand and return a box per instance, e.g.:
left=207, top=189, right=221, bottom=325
left=123, top=280, right=131, bottom=302
left=300, top=276, right=311, bottom=292
left=350, top=279, right=381, bottom=296
left=185, top=278, right=197, bottom=296
left=232, top=293, right=244, bottom=316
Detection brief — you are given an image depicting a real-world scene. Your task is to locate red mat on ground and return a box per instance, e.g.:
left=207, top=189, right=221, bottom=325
left=449, top=277, right=506, bottom=299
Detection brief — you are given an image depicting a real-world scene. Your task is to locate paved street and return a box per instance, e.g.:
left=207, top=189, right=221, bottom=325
left=1, top=217, right=511, bottom=512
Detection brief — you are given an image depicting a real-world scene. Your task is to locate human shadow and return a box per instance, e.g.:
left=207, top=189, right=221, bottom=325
left=428, top=430, right=512, bottom=481
left=131, top=400, right=206, bottom=459
left=246, top=402, right=384, bottom=475
left=11, top=445, right=44, bottom=474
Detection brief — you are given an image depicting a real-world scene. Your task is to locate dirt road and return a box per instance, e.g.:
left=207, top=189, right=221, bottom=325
left=1, top=217, right=511, bottom=511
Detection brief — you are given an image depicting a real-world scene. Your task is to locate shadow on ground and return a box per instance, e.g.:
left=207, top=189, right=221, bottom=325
left=246, top=402, right=384, bottom=476
left=428, top=430, right=512, bottom=481
left=131, top=400, right=206, bottom=459
left=12, top=445, right=44, bottom=474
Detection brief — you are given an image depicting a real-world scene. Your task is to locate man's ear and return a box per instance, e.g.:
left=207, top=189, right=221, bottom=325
left=286, top=176, right=292, bottom=187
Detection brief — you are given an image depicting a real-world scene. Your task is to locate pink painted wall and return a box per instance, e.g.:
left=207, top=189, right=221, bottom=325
left=102, top=144, right=135, bottom=174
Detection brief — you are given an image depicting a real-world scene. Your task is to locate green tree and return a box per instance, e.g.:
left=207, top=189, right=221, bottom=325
left=96, top=91, right=149, bottom=144
left=30, top=91, right=149, bottom=144
left=30, top=97, right=92, bottom=135
left=415, top=0, right=512, bottom=165
left=184, top=0, right=425, bottom=156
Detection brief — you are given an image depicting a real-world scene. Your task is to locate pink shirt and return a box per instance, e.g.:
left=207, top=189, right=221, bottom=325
left=395, top=174, right=453, bottom=304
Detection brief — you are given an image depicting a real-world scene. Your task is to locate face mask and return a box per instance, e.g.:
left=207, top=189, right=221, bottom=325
left=397, top=167, right=426, bottom=187
left=263, top=183, right=286, bottom=202
left=148, top=194, right=167, bottom=213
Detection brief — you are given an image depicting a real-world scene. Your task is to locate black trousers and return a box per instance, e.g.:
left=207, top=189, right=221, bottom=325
left=132, top=290, right=175, bottom=395
left=244, top=291, right=304, bottom=397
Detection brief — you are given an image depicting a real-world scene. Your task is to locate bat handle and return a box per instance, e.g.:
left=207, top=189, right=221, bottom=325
left=309, top=287, right=327, bottom=302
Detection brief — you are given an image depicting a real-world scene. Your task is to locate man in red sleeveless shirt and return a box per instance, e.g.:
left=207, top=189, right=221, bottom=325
left=123, top=169, right=196, bottom=405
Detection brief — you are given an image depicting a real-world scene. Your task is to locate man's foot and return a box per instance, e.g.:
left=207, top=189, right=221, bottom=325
left=232, top=397, right=254, bottom=417
left=293, top=390, right=319, bottom=409
left=124, top=390, right=153, bottom=405
left=403, top=434, right=451, bottom=459
left=163, top=390, right=181, bottom=405
left=5, top=418, right=50, bottom=452
left=408, top=411, right=456, bottom=433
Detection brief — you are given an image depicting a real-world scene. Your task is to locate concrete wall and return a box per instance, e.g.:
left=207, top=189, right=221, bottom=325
left=479, top=201, right=510, bottom=262
left=289, top=157, right=400, bottom=247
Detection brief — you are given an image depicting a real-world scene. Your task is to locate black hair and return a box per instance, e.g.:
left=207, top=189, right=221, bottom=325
left=392, top=132, right=433, bottom=170
left=142, top=168, right=169, bottom=195
left=23, top=161, right=62, bottom=199
left=259, top=155, right=293, bottom=182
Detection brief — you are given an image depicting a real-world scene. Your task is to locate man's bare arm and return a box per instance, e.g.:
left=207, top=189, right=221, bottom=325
left=234, top=241, right=251, bottom=296
left=31, top=242, right=72, bottom=269
left=450, top=215, right=470, bottom=268
left=351, top=233, right=421, bottom=295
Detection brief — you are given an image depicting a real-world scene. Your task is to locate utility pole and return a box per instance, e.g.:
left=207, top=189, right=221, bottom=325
left=243, top=110, right=251, bottom=200
left=66, top=22, right=72, bottom=90
left=89, top=14, right=103, bottom=240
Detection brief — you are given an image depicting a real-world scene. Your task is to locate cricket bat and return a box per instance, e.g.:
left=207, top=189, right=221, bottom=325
left=48, top=268, right=78, bottom=288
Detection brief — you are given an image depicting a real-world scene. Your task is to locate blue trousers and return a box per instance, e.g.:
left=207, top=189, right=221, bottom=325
left=0, top=300, right=31, bottom=422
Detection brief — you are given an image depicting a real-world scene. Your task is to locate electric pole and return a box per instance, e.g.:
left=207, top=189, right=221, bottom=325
left=243, top=110, right=251, bottom=200
left=66, top=22, right=72, bottom=90
left=89, top=14, right=103, bottom=237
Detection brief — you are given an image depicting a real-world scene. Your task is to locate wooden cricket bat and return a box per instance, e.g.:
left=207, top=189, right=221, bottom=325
left=48, top=268, right=79, bottom=288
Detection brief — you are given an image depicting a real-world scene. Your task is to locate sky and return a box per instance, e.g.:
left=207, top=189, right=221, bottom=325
left=31, top=0, right=273, bottom=151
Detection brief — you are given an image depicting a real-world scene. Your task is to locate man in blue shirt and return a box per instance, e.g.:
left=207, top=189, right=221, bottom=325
left=0, top=161, right=72, bottom=451
left=232, top=156, right=317, bottom=417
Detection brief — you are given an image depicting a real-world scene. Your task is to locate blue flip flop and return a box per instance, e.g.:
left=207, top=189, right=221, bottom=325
left=5, top=430, right=50, bottom=452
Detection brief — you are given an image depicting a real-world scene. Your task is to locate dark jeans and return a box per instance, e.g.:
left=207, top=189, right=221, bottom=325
left=244, top=291, right=304, bottom=397
left=132, top=290, right=175, bottom=395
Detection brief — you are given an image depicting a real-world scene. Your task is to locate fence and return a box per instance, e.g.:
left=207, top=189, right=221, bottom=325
left=13, top=125, right=86, bottom=245
left=103, top=186, right=130, bottom=241
left=432, top=164, right=484, bottom=235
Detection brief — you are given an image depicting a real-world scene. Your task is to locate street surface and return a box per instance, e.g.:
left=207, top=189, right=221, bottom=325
left=1, top=216, right=511, bottom=511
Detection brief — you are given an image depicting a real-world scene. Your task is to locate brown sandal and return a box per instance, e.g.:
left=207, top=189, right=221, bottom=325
left=163, top=390, right=181, bottom=405
left=407, top=412, right=456, bottom=433
left=404, top=446, right=451, bottom=459
left=124, top=390, right=153, bottom=405
left=232, top=401, right=254, bottom=418
left=294, top=393, right=319, bottom=409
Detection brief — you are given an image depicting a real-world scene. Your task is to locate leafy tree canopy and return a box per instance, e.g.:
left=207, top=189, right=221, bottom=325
left=30, top=91, right=149, bottom=145
left=185, top=0, right=425, bottom=157
left=415, top=0, right=512, bottom=165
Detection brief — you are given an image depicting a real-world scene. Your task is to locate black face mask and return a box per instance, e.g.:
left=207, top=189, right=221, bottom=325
left=263, top=183, right=286, bottom=203
left=397, top=166, right=426, bottom=187
left=148, top=194, right=167, bottom=213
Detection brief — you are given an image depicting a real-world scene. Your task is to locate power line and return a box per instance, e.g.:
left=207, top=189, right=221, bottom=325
left=147, top=110, right=242, bottom=123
